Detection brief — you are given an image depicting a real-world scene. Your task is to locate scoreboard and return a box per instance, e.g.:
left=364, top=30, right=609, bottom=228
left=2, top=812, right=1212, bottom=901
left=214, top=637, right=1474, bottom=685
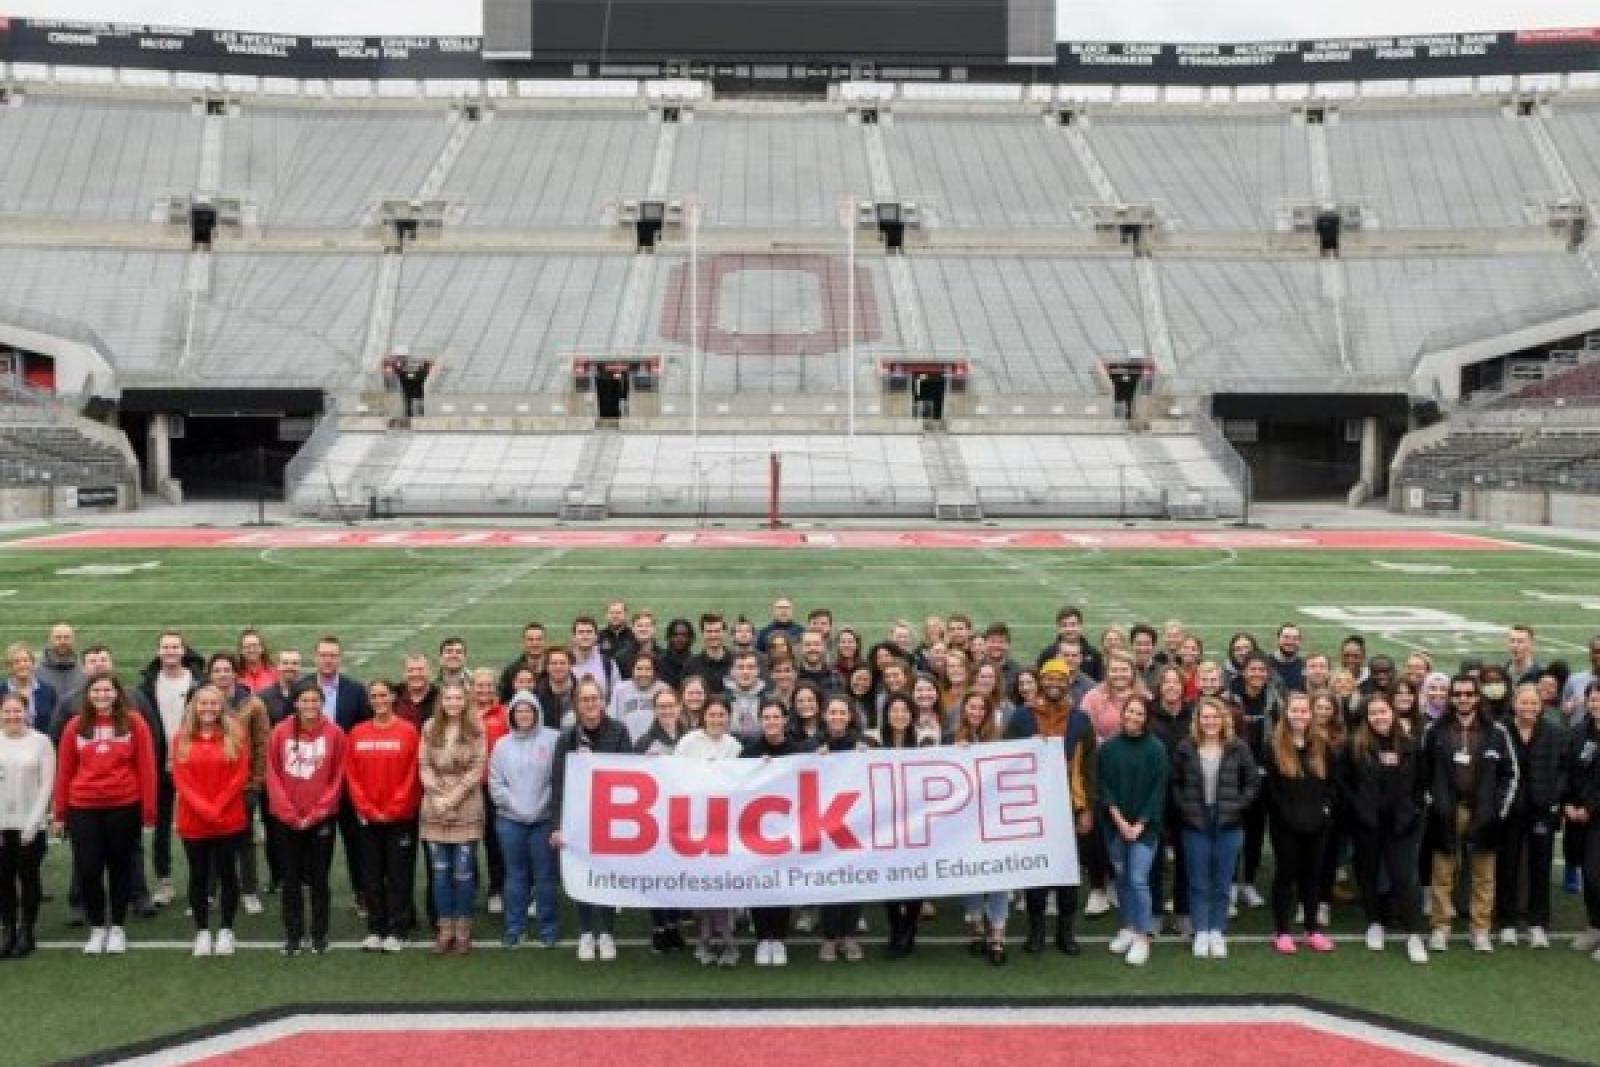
left=483, top=0, right=1055, bottom=63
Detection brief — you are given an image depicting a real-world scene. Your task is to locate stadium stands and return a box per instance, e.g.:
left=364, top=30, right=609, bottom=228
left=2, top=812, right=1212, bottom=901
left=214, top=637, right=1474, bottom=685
left=672, top=114, right=873, bottom=228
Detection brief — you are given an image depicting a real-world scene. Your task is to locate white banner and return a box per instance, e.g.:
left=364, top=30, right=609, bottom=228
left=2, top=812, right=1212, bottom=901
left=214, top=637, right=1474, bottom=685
left=559, top=740, right=1078, bottom=907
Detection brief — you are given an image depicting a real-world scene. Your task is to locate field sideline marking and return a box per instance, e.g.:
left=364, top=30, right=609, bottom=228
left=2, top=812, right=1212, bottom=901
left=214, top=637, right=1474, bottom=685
left=85, top=1005, right=1557, bottom=1067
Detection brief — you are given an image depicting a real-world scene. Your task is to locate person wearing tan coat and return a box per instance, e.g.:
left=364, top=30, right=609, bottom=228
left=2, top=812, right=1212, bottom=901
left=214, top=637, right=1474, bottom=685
left=419, top=683, right=485, bottom=954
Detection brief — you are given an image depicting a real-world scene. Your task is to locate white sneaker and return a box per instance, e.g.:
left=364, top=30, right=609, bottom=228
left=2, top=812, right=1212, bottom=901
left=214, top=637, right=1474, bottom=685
left=1499, top=927, right=1518, bottom=948
left=597, top=933, right=617, bottom=961
left=1242, top=886, right=1266, bottom=909
left=1192, top=933, right=1210, bottom=960
left=106, top=926, right=127, bottom=955
left=1407, top=935, right=1429, bottom=965
left=83, top=927, right=108, bottom=955
left=1471, top=930, right=1494, bottom=953
left=242, top=894, right=264, bottom=916
left=1366, top=924, right=1385, bottom=952
left=1209, top=931, right=1228, bottom=959
left=152, top=879, right=175, bottom=907
left=771, top=941, right=788, bottom=967
left=1529, top=926, right=1550, bottom=950
left=361, top=934, right=383, bottom=952
left=382, top=936, right=404, bottom=953
left=1429, top=928, right=1450, bottom=953
left=1108, top=928, right=1136, bottom=955
left=1572, top=927, right=1600, bottom=953
left=488, top=894, right=504, bottom=916
left=1316, top=903, right=1331, bottom=928
left=1084, top=890, right=1111, bottom=917
left=192, top=930, right=213, bottom=957
left=577, top=932, right=597, bottom=962
left=1125, top=937, right=1150, bottom=966
left=694, top=942, right=717, bottom=966
left=214, top=929, right=236, bottom=957
left=754, top=940, right=773, bottom=967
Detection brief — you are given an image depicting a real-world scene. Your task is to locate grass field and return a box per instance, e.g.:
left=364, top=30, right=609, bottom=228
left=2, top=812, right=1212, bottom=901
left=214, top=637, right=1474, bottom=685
left=2, top=528, right=1599, bottom=1065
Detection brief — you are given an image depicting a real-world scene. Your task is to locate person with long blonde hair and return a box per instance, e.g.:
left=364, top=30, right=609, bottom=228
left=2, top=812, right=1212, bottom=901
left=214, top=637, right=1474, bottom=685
left=170, top=685, right=250, bottom=957
left=1264, top=692, right=1335, bottom=955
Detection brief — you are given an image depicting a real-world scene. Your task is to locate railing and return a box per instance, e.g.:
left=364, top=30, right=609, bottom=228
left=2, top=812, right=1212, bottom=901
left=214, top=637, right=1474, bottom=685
left=1452, top=401, right=1600, bottom=429
left=282, top=411, right=345, bottom=498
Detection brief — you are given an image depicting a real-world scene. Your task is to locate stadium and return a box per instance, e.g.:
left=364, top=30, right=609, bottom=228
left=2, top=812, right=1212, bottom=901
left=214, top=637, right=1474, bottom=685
left=1, top=1, right=1600, bottom=1065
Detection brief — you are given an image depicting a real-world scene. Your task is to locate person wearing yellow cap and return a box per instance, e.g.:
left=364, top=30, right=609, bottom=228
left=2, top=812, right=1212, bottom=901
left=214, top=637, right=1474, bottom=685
left=1004, top=658, right=1097, bottom=954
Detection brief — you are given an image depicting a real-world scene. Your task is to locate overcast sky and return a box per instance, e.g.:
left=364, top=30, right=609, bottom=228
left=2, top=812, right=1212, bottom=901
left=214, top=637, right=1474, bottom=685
left=2, top=0, right=1597, bottom=41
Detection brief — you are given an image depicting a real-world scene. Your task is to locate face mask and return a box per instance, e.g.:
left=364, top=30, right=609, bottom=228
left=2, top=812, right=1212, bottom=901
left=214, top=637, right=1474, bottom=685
left=1482, top=683, right=1507, bottom=702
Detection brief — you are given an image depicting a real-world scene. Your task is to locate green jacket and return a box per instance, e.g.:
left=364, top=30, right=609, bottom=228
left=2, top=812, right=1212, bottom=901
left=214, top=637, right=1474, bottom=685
left=1097, top=731, right=1170, bottom=846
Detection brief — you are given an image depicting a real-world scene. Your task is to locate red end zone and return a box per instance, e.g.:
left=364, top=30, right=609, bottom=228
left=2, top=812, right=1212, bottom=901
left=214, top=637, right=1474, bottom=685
left=7, top=528, right=1516, bottom=551
left=119, top=1009, right=1530, bottom=1067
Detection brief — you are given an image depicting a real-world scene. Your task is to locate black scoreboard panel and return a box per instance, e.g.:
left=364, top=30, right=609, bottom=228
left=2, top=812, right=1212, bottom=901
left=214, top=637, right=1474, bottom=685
left=518, top=0, right=1014, bottom=61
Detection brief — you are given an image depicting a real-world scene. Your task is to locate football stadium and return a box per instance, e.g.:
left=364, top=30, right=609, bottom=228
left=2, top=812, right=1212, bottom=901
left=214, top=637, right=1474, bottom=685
left=2, top=1, right=1600, bottom=1065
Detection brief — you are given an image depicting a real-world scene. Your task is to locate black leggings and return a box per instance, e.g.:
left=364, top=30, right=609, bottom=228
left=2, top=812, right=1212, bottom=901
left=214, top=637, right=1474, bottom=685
left=1352, top=821, right=1424, bottom=934
left=0, top=831, right=46, bottom=928
left=1243, top=797, right=1268, bottom=885
left=1270, top=821, right=1327, bottom=934
left=1024, top=884, right=1080, bottom=929
left=359, top=819, right=419, bottom=937
left=1584, top=821, right=1600, bottom=930
left=1496, top=811, right=1555, bottom=929
left=884, top=899, right=921, bottom=942
left=69, top=804, right=142, bottom=927
left=821, top=903, right=862, bottom=940
left=183, top=833, right=243, bottom=931
left=275, top=816, right=337, bottom=943
left=753, top=906, right=791, bottom=940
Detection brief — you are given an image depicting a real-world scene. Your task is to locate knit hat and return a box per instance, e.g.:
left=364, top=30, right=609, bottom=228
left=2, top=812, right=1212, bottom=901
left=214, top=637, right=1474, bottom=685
left=507, top=689, right=542, bottom=728
left=1040, top=658, right=1070, bottom=679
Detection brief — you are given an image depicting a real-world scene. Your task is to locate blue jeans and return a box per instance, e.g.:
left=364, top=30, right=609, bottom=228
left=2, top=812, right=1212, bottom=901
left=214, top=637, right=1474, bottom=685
left=1107, top=830, right=1157, bottom=935
left=426, top=841, right=477, bottom=921
left=963, top=891, right=1008, bottom=927
left=496, top=816, right=558, bottom=943
left=1182, top=816, right=1243, bottom=934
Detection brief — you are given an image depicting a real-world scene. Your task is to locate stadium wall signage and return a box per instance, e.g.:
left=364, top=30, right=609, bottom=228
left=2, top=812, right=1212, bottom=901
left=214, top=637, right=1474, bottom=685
left=559, top=740, right=1077, bottom=907
left=1, top=17, right=1596, bottom=84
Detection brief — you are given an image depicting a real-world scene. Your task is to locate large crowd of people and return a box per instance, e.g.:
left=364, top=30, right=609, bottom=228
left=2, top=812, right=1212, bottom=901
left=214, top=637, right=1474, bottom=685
left=0, top=603, right=1597, bottom=970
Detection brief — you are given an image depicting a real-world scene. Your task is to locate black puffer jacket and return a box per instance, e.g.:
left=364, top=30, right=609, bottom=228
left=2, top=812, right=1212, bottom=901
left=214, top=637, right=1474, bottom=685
left=1172, top=737, right=1260, bottom=831
left=1420, top=713, right=1519, bottom=851
left=550, top=714, right=633, bottom=825
left=1341, top=734, right=1425, bottom=838
left=1504, top=717, right=1568, bottom=825
left=1565, top=717, right=1600, bottom=815
left=1263, top=740, right=1335, bottom=836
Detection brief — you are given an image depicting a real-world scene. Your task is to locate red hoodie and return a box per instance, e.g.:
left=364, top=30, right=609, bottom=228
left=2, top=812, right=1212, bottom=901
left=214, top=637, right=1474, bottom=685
left=345, top=717, right=422, bottom=823
left=54, top=712, right=158, bottom=825
left=265, top=715, right=346, bottom=828
left=172, top=730, right=250, bottom=840
left=480, top=704, right=509, bottom=757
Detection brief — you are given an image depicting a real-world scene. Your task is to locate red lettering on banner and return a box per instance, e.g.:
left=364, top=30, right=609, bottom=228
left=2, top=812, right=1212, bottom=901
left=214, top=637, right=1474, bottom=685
left=977, top=754, right=1044, bottom=841
left=901, top=761, right=974, bottom=847
left=868, top=763, right=898, bottom=848
left=668, top=796, right=730, bottom=856
left=590, top=769, right=660, bottom=854
left=736, top=795, right=792, bottom=856
left=797, top=770, right=862, bottom=853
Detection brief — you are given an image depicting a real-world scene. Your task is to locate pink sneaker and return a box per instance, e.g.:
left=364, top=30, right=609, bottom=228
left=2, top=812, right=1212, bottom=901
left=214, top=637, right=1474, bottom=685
left=1273, top=934, right=1298, bottom=955
left=1305, top=932, right=1336, bottom=953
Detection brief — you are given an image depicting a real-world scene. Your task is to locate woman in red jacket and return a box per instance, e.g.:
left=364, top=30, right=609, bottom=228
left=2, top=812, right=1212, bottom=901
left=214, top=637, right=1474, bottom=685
left=266, top=683, right=347, bottom=956
left=171, top=685, right=250, bottom=958
left=52, top=675, right=157, bottom=956
left=346, top=678, right=422, bottom=952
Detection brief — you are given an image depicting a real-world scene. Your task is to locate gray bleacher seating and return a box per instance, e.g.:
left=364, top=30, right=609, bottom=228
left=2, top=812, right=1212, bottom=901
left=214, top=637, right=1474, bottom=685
left=223, top=107, right=452, bottom=227
left=670, top=115, right=872, bottom=228
left=0, top=97, right=203, bottom=222
left=1161, top=259, right=1336, bottom=376
left=0, top=424, right=132, bottom=487
left=1326, top=106, right=1548, bottom=229
left=443, top=113, right=658, bottom=227
left=1090, top=113, right=1313, bottom=231
left=1547, top=102, right=1600, bottom=208
left=881, top=116, right=1099, bottom=228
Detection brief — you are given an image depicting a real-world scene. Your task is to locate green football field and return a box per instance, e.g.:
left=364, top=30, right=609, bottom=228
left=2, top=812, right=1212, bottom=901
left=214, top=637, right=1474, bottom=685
left=2, top=527, right=1599, bottom=1065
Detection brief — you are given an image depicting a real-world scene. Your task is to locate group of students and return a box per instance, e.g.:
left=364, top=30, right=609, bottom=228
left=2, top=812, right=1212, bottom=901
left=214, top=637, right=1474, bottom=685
left=0, top=604, right=1597, bottom=970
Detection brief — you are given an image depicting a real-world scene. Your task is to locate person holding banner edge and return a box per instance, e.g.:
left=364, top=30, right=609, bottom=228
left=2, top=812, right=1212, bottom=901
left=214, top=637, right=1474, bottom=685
left=551, top=677, right=633, bottom=962
left=1004, top=657, right=1097, bottom=956
left=954, top=690, right=1010, bottom=965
